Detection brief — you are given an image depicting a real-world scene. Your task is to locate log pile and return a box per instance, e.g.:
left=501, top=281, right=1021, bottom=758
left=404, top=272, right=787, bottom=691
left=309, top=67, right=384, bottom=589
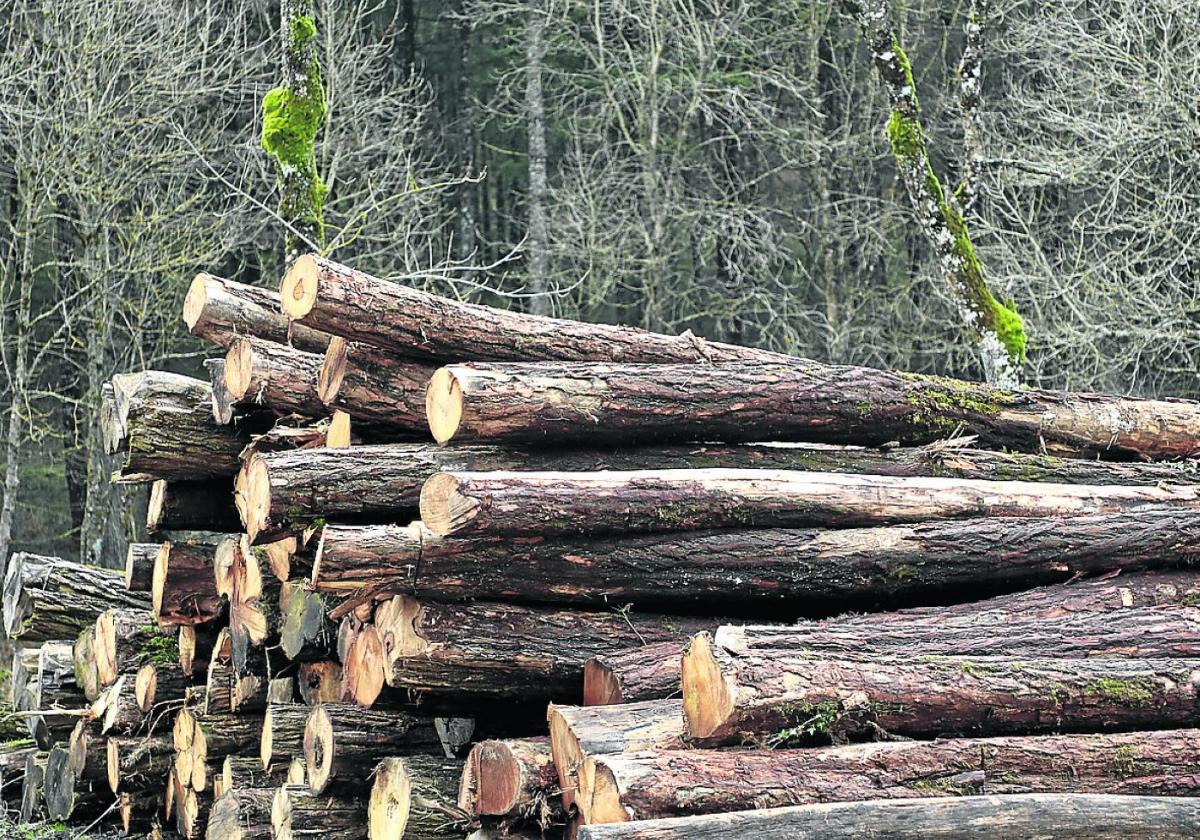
left=7, top=255, right=1200, bottom=839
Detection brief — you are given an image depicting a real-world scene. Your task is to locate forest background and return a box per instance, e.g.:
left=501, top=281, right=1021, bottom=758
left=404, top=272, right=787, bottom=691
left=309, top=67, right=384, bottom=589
left=0, top=0, right=1196, bottom=571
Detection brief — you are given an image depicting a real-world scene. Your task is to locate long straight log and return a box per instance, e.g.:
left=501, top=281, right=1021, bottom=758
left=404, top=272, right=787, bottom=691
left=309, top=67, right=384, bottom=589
left=224, top=336, right=327, bottom=419
left=425, top=361, right=1200, bottom=460
left=302, top=703, right=441, bottom=794
left=419, top=469, right=1200, bottom=538
left=578, top=729, right=1200, bottom=825
left=316, top=335, right=439, bottom=430
left=367, top=756, right=471, bottom=840
left=281, top=254, right=788, bottom=365
left=313, top=513, right=1200, bottom=610
left=370, top=595, right=714, bottom=702
left=184, top=272, right=331, bottom=353
left=682, top=636, right=1200, bottom=745
left=3, top=553, right=147, bottom=640
left=147, top=480, right=242, bottom=535
left=584, top=644, right=682, bottom=706
left=106, top=371, right=248, bottom=481
left=574, top=794, right=1200, bottom=840
left=274, top=783, right=369, bottom=840
left=459, top=738, right=560, bottom=825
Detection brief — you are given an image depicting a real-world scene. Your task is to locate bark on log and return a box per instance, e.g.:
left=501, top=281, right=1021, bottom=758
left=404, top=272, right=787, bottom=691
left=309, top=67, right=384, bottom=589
left=215, top=755, right=275, bottom=799
left=44, top=744, right=97, bottom=820
left=184, top=272, right=331, bottom=353
left=574, top=793, right=1200, bottom=840
left=175, top=708, right=262, bottom=793
left=20, top=641, right=80, bottom=748
left=302, top=703, right=442, bottom=794
left=0, top=746, right=37, bottom=801
left=585, top=644, right=682, bottom=706
left=371, top=594, right=714, bottom=702
left=224, top=336, right=327, bottom=419
left=681, top=634, right=1200, bottom=745
left=280, top=254, right=787, bottom=365
left=107, top=371, right=248, bottom=481
left=107, top=734, right=173, bottom=794
left=459, top=737, right=560, bottom=824
left=126, top=543, right=166, bottom=592
left=577, top=728, right=1200, bottom=825
left=136, top=661, right=189, bottom=713
left=548, top=701, right=684, bottom=813
left=261, top=703, right=311, bottom=772
left=314, top=513, right=1200, bottom=610
left=207, top=787, right=274, bottom=840
left=248, top=441, right=984, bottom=544
left=95, top=607, right=171, bottom=687
left=67, top=720, right=108, bottom=785
left=419, top=469, right=1200, bottom=539
left=153, top=539, right=225, bottom=627
left=3, top=553, right=147, bottom=640
left=20, top=751, right=47, bottom=823
left=98, top=673, right=148, bottom=735
left=425, top=361, right=1200, bottom=460
left=176, top=782, right=212, bottom=839
left=178, top=624, right=218, bottom=678
left=316, top=336, right=439, bottom=430
left=367, top=756, right=473, bottom=840
left=274, top=783, right=369, bottom=840
left=716, top=604, right=1200, bottom=659
left=147, top=479, right=242, bottom=535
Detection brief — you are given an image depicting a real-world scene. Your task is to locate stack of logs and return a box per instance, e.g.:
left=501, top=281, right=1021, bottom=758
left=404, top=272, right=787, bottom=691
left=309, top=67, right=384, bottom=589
left=6, top=253, right=1200, bottom=839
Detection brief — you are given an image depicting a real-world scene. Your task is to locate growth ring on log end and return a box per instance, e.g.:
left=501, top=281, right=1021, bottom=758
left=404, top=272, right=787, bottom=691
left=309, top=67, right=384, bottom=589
left=425, top=367, right=464, bottom=444
left=280, top=255, right=320, bottom=319
left=367, top=757, right=411, bottom=840
left=182, top=274, right=213, bottom=331
left=417, top=472, right=475, bottom=536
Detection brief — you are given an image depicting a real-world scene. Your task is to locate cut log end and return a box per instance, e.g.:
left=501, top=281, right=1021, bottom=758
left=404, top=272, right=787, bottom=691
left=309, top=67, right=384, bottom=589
left=224, top=338, right=255, bottom=401
left=106, top=738, right=119, bottom=795
left=343, top=625, right=386, bottom=707
left=425, top=367, right=463, bottom=444
left=581, top=757, right=629, bottom=825
left=146, top=481, right=168, bottom=532
left=679, top=633, right=731, bottom=741
left=316, top=336, right=349, bottom=405
left=302, top=704, right=333, bottom=794
left=183, top=274, right=211, bottom=331
left=261, top=706, right=277, bottom=771
left=368, top=757, right=411, bottom=840
left=327, top=410, right=352, bottom=449
left=464, top=741, right=523, bottom=816
left=151, top=545, right=169, bottom=619
left=94, top=610, right=119, bottom=686
left=418, top=472, right=475, bottom=537
left=582, top=661, right=624, bottom=706
left=243, top=456, right=272, bottom=541
left=281, top=255, right=320, bottom=319
left=135, top=663, right=157, bottom=712
left=179, top=626, right=198, bottom=676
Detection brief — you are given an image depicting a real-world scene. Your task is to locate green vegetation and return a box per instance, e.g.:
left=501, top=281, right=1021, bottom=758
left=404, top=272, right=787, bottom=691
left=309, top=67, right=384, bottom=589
left=771, top=700, right=842, bottom=745
left=1086, top=677, right=1155, bottom=705
left=137, top=624, right=180, bottom=664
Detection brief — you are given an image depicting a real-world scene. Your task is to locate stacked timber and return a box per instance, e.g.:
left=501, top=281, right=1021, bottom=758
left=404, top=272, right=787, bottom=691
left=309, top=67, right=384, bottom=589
left=6, top=256, right=1200, bottom=839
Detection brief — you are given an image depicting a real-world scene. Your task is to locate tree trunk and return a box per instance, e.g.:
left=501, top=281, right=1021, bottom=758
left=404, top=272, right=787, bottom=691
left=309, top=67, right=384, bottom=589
left=184, top=272, right=331, bottom=352
left=147, top=480, right=242, bottom=535
left=3, top=553, right=148, bottom=640
left=275, top=783, right=369, bottom=840
left=574, top=793, right=1200, bottom=840
left=314, top=513, right=1200, bottom=611
left=45, top=743, right=108, bottom=821
left=583, top=643, right=682, bottom=706
left=316, top=336, right=438, bottom=430
left=302, top=703, right=442, bottom=794
left=107, top=734, right=173, bottom=794
left=459, top=738, right=561, bottom=827
left=224, top=336, right=328, bottom=419
left=425, top=362, right=1200, bottom=460
left=175, top=708, right=263, bottom=793
left=280, top=255, right=789, bottom=365
left=420, top=469, right=1200, bottom=539
left=367, top=755, right=472, bottom=840
left=261, top=702, right=311, bottom=772
left=136, top=661, right=190, bottom=712
left=370, top=594, right=715, bottom=703
left=548, top=701, right=684, bottom=813
left=682, top=634, right=1200, bottom=746
left=153, top=539, right=225, bottom=627
left=207, top=787, right=274, bottom=840
left=579, top=729, right=1200, bottom=825
left=525, top=0, right=551, bottom=317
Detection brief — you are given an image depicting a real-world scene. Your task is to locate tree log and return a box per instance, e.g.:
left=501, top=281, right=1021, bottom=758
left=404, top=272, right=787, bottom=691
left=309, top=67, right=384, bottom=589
left=95, top=607, right=173, bottom=687
left=176, top=782, right=212, bottom=839
left=214, top=756, right=275, bottom=799
left=107, top=371, right=248, bottom=481
left=45, top=743, right=107, bottom=821
left=278, top=581, right=335, bottom=661
left=717, top=604, right=1200, bottom=659
left=73, top=627, right=102, bottom=702
left=207, top=787, right=274, bottom=840
left=175, top=708, right=263, bottom=793
left=302, top=703, right=442, bottom=794
left=147, top=479, right=242, bottom=535
left=20, top=641, right=80, bottom=749
left=20, top=751, right=47, bottom=823
left=107, top=734, right=173, bottom=794
left=583, top=643, right=682, bottom=706
left=274, top=782, right=369, bottom=840
left=577, top=728, right=1200, bottom=825
left=314, top=513, right=1200, bottom=611
left=420, top=469, right=1200, bottom=539
left=314, top=335, right=438, bottom=431
left=367, top=756, right=472, bottom=840
left=459, top=737, right=560, bottom=824
left=574, top=793, right=1200, bottom=840
left=425, top=361, right=1200, bottom=460
left=136, top=661, right=189, bottom=714
left=3, top=553, right=148, bottom=640
left=179, top=624, right=218, bottom=678
left=185, top=272, right=331, bottom=353
left=297, top=661, right=342, bottom=705
left=224, top=336, right=328, bottom=419
left=371, top=594, right=714, bottom=702
left=682, top=634, right=1200, bottom=745
left=261, top=703, right=311, bottom=772
left=153, top=539, right=226, bottom=627
left=0, top=746, right=37, bottom=801
left=548, top=701, right=684, bottom=813
left=126, top=543, right=166, bottom=592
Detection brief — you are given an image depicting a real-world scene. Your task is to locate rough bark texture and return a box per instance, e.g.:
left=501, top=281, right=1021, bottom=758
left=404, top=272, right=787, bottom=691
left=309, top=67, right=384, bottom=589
left=427, top=362, right=1200, bottom=459
left=107, top=371, right=249, bottom=481
left=108, top=734, right=174, bottom=794
left=367, top=755, right=472, bottom=840
left=3, top=553, right=148, bottom=640
left=126, top=542, right=165, bottom=592
left=682, top=634, right=1200, bottom=745
left=95, top=607, right=169, bottom=687
left=184, top=272, right=331, bottom=353
left=153, top=539, right=225, bottom=627
left=20, top=751, right=47, bottom=823
left=372, top=594, right=715, bottom=702
left=261, top=703, right=313, bottom=772
left=280, top=254, right=788, bottom=365
left=717, top=604, right=1200, bottom=659
left=147, top=479, right=242, bottom=534
left=207, top=787, right=274, bottom=840
left=314, top=513, right=1200, bottom=610
left=317, top=335, right=438, bottom=429
left=225, top=336, right=327, bottom=419
left=578, top=729, right=1200, bottom=825
left=584, top=643, right=684, bottom=706
left=574, top=793, right=1200, bottom=840
left=459, top=737, right=561, bottom=823
left=302, top=703, right=442, bottom=794
left=274, top=783, right=369, bottom=840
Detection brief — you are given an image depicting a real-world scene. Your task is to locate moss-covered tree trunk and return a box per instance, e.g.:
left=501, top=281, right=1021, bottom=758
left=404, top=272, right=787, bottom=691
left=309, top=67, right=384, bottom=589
left=843, top=0, right=1024, bottom=387
left=263, top=0, right=327, bottom=263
